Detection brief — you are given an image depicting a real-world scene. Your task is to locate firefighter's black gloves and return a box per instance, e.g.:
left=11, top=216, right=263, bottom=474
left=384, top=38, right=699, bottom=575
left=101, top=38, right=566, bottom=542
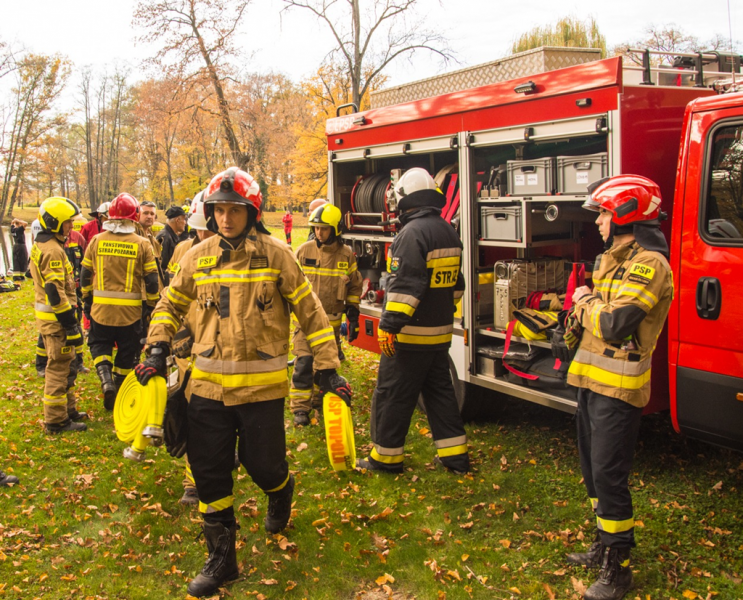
left=65, top=324, right=84, bottom=350
left=346, top=306, right=360, bottom=343
left=135, top=342, right=169, bottom=386
left=83, top=297, right=92, bottom=320
left=316, top=369, right=353, bottom=407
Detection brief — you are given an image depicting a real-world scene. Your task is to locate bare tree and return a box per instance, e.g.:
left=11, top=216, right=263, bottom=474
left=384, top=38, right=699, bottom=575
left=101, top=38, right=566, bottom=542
left=282, top=0, right=452, bottom=109
left=134, top=0, right=251, bottom=168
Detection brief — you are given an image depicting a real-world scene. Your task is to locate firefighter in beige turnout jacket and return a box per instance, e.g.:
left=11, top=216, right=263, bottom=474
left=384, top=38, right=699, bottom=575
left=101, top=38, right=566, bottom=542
left=559, top=175, right=674, bottom=600
left=134, top=167, right=353, bottom=598
left=30, top=197, right=88, bottom=433
left=81, top=193, right=159, bottom=410
left=290, top=203, right=362, bottom=426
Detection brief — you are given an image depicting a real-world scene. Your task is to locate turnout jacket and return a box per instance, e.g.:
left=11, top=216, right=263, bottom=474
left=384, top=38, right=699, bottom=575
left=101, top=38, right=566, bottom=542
left=296, top=239, right=362, bottom=323
left=567, top=240, right=674, bottom=407
left=80, top=231, right=160, bottom=327
left=147, top=228, right=340, bottom=405
left=29, top=233, right=78, bottom=335
left=380, top=207, right=465, bottom=351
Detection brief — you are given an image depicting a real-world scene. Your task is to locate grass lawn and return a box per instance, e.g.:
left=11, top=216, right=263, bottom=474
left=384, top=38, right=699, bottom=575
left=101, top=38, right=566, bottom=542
left=0, top=227, right=741, bottom=600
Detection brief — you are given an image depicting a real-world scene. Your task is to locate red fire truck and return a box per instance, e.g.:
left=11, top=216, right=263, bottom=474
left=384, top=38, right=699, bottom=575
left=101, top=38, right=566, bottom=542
left=324, top=48, right=743, bottom=451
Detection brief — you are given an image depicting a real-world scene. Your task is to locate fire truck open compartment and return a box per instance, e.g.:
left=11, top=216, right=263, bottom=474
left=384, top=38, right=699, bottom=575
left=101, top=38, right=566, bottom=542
left=327, top=49, right=736, bottom=418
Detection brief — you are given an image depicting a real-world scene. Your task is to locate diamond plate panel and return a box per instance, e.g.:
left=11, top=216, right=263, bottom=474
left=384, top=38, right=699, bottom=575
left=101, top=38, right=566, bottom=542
left=371, top=47, right=602, bottom=108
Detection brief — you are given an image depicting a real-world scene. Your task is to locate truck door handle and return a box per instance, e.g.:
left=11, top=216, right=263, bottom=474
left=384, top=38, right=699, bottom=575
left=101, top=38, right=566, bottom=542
left=696, top=277, right=721, bottom=320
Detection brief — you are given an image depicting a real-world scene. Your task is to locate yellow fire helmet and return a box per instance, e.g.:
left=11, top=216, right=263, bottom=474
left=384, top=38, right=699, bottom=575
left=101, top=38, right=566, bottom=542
left=38, top=197, right=81, bottom=233
left=323, top=392, right=356, bottom=471
left=309, top=204, right=342, bottom=236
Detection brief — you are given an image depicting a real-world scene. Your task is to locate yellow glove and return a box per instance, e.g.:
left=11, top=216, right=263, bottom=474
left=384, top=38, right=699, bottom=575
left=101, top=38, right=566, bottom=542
left=378, top=328, right=397, bottom=357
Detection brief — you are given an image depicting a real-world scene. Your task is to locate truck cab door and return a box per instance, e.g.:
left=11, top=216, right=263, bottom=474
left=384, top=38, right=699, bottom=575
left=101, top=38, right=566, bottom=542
left=673, top=108, right=743, bottom=450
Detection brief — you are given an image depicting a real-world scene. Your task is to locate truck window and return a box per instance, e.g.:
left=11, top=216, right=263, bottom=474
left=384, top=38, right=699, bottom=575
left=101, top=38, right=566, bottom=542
left=703, top=123, right=743, bottom=243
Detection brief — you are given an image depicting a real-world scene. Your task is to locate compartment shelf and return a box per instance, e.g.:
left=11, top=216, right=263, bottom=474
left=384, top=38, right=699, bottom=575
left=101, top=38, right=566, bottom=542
left=476, top=328, right=551, bottom=350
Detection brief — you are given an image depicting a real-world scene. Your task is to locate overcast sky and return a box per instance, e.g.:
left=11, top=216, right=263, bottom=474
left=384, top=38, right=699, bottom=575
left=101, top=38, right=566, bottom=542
left=0, top=0, right=740, bottom=108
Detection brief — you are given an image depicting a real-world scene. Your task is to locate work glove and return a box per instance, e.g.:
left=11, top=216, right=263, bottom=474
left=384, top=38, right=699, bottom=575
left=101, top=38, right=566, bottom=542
left=65, top=324, right=84, bottom=350
left=551, top=310, right=580, bottom=364
left=134, top=342, right=169, bottom=386
left=315, top=369, right=353, bottom=407
left=378, top=328, right=397, bottom=357
left=346, top=306, right=360, bottom=343
left=142, top=304, right=154, bottom=328
left=83, top=297, right=92, bottom=321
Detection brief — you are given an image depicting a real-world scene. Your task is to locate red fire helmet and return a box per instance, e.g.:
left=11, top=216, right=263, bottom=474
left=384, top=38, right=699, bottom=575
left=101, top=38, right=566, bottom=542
left=108, top=193, right=140, bottom=221
left=582, top=175, right=663, bottom=226
left=204, top=167, right=263, bottom=220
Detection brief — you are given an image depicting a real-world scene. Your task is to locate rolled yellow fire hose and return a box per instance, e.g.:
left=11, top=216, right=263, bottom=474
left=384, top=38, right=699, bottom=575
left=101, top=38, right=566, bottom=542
left=323, top=392, right=356, bottom=471
left=114, top=373, right=167, bottom=461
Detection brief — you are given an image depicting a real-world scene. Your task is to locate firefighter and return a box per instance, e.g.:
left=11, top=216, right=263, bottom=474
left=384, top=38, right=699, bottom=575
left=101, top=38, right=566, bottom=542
left=157, top=206, right=188, bottom=284
left=165, top=191, right=216, bottom=506
left=135, top=167, right=351, bottom=598
left=290, top=203, right=362, bottom=426
left=357, top=168, right=468, bottom=474
left=30, top=197, right=88, bottom=433
left=9, top=218, right=29, bottom=281
left=80, top=202, right=110, bottom=245
left=80, top=193, right=160, bottom=410
left=138, top=200, right=165, bottom=286
left=281, top=208, right=293, bottom=244
left=554, top=175, right=674, bottom=600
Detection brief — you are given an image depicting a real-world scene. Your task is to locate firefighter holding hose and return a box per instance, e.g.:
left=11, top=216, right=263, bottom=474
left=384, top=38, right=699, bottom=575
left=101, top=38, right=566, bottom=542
left=135, top=167, right=352, bottom=598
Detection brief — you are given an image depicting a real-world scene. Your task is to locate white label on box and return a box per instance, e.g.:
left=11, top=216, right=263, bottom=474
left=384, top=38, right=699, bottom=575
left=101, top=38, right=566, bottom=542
left=527, top=174, right=539, bottom=186
left=576, top=171, right=589, bottom=184
left=514, top=174, right=525, bottom=186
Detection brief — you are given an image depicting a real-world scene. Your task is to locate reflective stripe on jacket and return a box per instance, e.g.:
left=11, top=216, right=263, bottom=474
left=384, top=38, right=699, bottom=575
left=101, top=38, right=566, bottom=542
left=380, top=208, right=465, bottom=351
left=296, top=239, right=362, bottom=315
left=567, top=241, right=674, bottom=407
left=81, top=231, right=158, bottom=326
left=147, top=229, right=340, bottom=405
left=30, top=236, right=76, bottom=335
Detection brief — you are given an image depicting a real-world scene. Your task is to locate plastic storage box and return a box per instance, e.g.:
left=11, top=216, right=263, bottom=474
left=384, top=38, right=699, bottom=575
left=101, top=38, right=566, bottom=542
left=480, top=205, right=522, bottom=241
left=507, top=158, right=556, bottom=195
left=556, top=152, right=608, bottom=194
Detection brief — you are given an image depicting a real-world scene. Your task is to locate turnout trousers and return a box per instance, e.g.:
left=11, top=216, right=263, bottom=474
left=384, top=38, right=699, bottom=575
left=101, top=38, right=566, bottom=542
left=87, top=319, right=143, bottom=382
left=187, top=395, right=290, bottom=524
left=576, top=387, right=643, bottom=549
left=368, top=348, right=469, bottom=473
left=41, top=330, right=78, bottom=425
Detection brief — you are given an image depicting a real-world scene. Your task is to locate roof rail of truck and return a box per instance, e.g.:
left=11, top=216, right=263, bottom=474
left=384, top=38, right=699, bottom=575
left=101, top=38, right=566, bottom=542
left=624, top=48, right=742, bottom=89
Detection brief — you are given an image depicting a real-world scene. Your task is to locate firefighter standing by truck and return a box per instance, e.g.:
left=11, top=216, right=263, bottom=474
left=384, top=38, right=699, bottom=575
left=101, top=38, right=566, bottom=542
left=164, top=190, right=216, bottom=506
left=30, top=197, right=88, bottom=433
left=80, top=193, right=160, bottom=410
left=289, top=203, right=362, bottom=427
left=357, top=168, right=468, bottom=475
left=134, top=167, right=352, bottom=598
left=552, top=175, right=674, bottom=600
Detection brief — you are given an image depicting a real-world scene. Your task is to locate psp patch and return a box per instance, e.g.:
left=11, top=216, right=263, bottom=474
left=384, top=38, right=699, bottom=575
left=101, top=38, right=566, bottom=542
left=338, top=261, right=349, bottom=270
left=628, top=263, right=655, bottom=284
left=389, top=257, right=401, bottom=272
left=49, top=260, right=63, bottom=269
left=197, top=256, right=218, bottom=269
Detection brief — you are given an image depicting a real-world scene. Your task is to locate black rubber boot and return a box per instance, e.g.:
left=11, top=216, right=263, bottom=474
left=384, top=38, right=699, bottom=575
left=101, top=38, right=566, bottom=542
left=356, top=457, right=403, bottom=474
left=584, top=547, right=633, bottom=600
left=46, top=419, right=87, bottom=434
left=96, top=364, right=116, bottom=411
left=186, top=521, right=239, bottom=597
left=293, top=411, right=309, bottom=427
left=0, top=470, right=19, bottom=486
left=113, top=373, right=127, bottom=395
left=567, top=530, right=604, bottom=568
left=68, top=409, right=89, bottom=422
left=264, top=474, right=294, bottom=533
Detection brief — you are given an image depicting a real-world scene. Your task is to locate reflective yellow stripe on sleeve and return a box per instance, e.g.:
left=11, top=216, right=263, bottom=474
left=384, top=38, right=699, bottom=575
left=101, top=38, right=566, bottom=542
left=199, top=495, right=234, bottom=514
left=306, top=327, right=335, bottom=347
left=285, top=280, right=312, bottom=305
